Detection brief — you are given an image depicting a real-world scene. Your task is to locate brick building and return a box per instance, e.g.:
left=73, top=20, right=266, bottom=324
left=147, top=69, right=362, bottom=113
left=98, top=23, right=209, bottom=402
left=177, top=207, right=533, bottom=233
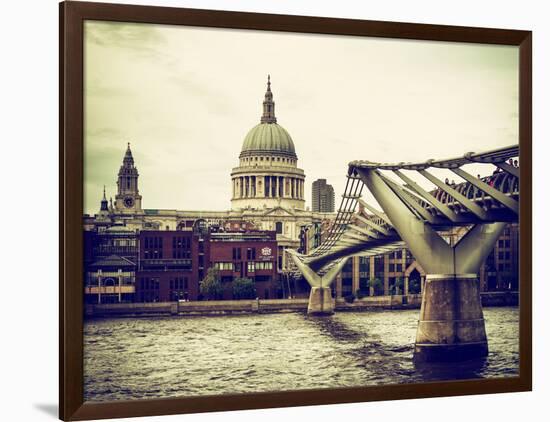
left=135, top=229, right=208, bottom=302
left=208, top=231, right=279, bottom=300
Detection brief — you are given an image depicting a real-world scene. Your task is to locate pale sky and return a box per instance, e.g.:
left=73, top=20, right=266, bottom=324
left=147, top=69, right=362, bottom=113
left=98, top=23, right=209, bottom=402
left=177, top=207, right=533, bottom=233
left=83, top=20, right=518, bottom=214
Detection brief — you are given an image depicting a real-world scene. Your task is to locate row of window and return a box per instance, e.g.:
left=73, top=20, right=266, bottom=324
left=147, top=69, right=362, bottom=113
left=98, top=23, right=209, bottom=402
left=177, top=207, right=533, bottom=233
left=170, top=277, right=188, bottom=290
left=96, top=239, right=137, bottom=247
left=498, top=239, right=512, bottom=248
left=213, top=261, right=274, bottom=272
left=173, top=237, right=191, bottom=258
left=242, top=156, right=296, bottom=164
left=138, top=277, right=190, bottom=291
left=139, top=277, right=160, bottom=290
left=388, top=263, right=403, bottom=273
left=143, top=237, right=163, bottom=249
left=172, top=237, right=191, bottom=249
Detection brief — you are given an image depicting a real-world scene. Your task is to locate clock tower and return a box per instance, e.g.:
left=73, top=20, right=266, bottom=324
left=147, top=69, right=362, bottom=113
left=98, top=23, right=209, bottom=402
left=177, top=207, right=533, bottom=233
left=114, top=143, right=143, bottom=214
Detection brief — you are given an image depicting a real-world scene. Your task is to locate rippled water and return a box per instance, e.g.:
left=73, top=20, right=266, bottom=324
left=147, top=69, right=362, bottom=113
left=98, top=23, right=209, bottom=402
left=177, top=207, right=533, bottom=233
left=84, top=307, right=519, bottom=402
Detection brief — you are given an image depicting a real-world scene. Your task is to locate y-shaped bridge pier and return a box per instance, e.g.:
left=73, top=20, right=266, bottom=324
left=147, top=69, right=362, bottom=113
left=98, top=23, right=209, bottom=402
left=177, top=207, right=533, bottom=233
left=288, top=145, right=519, bottom=361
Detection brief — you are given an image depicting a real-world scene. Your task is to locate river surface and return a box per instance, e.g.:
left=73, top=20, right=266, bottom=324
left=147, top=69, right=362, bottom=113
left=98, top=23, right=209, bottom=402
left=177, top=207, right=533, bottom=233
left=84, top=307, right=519, bottom=402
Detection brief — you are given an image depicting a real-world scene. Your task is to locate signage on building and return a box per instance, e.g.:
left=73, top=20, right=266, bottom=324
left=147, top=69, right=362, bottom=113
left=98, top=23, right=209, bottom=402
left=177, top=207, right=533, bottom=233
left=259, top=247, right=273, bottom=261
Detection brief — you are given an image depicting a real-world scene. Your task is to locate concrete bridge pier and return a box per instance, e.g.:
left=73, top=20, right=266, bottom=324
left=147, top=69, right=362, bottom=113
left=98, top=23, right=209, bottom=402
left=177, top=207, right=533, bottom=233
left=307, top=287, right=334, bottom=315
left=414, top=273, right=488, bottom=362
left=288, top=251, right=348, bottom=316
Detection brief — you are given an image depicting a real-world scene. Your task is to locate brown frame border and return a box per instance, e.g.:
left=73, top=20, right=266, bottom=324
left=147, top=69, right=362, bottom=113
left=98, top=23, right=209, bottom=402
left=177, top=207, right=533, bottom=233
left=60, top=1, right=532, bottom=420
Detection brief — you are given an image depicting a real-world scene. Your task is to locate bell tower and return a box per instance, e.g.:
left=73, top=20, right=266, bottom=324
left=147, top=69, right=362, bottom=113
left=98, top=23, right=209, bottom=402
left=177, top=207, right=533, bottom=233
left=114, top=143, right=142, bottom=214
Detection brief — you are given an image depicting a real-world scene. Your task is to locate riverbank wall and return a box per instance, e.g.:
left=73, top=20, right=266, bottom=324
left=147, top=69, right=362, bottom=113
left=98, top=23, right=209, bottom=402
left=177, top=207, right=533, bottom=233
left=84, top=291, right=518, bottom=318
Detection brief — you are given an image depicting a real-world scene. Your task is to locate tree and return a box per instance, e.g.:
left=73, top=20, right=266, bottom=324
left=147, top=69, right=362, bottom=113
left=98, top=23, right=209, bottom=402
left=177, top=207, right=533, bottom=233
left=200, top=268, right=224, bottom=300
left=356, top=278, right=370, bottom=299
left=393, top=277, right=404, bottom=295
left=232, top=277, right=257, bottom=300
left=372, top=278, right=384, bottom=296
left=409, top=278, right=421, bottom=294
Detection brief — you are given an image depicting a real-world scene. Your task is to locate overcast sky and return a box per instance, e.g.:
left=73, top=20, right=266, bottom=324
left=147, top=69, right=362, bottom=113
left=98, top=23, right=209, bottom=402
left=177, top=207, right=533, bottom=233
left=83, top=20, right=518, bottom=214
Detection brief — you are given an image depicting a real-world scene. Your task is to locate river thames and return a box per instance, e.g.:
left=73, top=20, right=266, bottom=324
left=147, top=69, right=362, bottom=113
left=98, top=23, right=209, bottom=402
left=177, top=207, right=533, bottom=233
left=84, top=307, right=519, bottom=402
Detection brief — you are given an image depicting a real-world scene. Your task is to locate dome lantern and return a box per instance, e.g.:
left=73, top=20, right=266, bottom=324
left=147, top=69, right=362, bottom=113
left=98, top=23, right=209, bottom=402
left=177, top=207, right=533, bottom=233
left=261, top=74, right=277, bottom=124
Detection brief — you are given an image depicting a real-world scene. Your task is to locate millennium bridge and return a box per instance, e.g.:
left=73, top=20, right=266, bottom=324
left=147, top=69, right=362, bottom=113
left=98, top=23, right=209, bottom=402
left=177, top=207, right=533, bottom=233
left=287, top=144, right=519, bottom=362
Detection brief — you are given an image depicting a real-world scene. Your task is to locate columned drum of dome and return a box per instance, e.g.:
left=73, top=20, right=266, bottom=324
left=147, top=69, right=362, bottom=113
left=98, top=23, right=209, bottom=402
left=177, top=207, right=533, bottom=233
left=231, top=76, right=306, bottom=211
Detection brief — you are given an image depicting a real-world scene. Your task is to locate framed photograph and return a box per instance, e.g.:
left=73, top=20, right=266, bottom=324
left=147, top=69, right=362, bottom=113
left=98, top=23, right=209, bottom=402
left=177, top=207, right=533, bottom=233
left=60, top=1, right=532, bottom=420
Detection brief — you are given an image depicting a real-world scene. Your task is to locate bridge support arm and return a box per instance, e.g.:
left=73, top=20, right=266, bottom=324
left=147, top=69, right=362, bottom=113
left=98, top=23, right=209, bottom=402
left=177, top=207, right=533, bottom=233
left=454, top=223, right=506, bottom=274
left=357, top=168, right=453, bottom=274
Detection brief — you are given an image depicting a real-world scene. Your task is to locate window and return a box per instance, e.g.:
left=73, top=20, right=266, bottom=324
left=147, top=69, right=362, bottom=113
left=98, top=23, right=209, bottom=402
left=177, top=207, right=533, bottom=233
left=143, top=236, right=163, bottom=259
left=232, top=247, right=241, bottom=260
left=246, top=248, right=256, bottom=260
left=247, top=262, right=255, bottom=273
left=374, top=256, right=384, bottom=273
left=172, top=236, right=191, bottom=259
left=275, top=222, right=283, bottom=234
left=214, top=262, right=234, bottom=271
left=139, top=277, right=160, bottom=302
left=255, top=262, right=273, bottom=270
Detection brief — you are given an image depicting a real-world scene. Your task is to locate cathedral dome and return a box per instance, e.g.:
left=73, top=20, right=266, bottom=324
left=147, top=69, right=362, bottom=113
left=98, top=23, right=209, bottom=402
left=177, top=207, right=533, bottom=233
left=240, top=123, right=296, bottom=158
left=239, top=75, right=297, bottom=159
left=231, top=76, right=305, bottom=212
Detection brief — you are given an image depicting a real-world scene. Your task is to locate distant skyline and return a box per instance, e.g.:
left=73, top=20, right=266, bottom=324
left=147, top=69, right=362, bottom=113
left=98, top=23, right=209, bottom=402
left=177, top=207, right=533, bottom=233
left=84, top=21, right=518, bottom=215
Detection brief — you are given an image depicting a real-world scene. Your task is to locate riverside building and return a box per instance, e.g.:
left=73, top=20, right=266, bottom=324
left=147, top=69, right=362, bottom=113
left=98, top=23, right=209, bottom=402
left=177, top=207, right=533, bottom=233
left=83, top=76, right=518, bottom=303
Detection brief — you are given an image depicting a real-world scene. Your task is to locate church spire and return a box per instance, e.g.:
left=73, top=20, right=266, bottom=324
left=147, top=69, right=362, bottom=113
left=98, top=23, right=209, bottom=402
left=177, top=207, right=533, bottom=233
left=123, top=142, right=134, bottom=167
left=100, top=185, right=109, bottom=212
left=261, top=75, right=277, bottom=124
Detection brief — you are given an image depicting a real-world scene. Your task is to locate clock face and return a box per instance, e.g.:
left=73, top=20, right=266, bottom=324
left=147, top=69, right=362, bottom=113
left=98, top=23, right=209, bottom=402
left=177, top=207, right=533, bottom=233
left=124, top=196, right=135, bottom=208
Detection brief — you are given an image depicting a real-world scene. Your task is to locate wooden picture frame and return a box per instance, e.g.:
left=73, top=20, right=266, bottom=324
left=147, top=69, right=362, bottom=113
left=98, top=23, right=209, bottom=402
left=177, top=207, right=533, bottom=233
left=60, top=1, right=532, bottom=420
